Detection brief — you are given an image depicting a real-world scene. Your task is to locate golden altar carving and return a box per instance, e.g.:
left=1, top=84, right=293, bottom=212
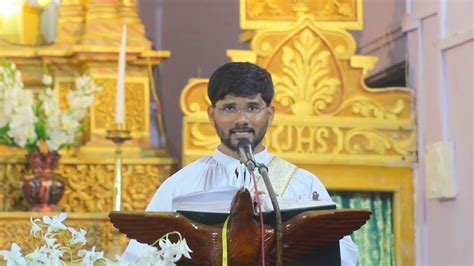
left=181, top=1, right=415, bottom=265
left=0, top=0, right=175, bottom=254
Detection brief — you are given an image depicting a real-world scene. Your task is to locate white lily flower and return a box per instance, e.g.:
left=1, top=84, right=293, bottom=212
left=68, top=227, right=87, bottom=245
left=48, top=245, right=66, bottom=263
left=156, top=233, right=192, bottom=263
left=47, top=114, right=61, bottom=129
left=43, top=233, right=58, bottom=248
left=158, top=237, right=172, bottom=249
left=18, top=89, right=34, bottom=107
left=6, top=103, right=37, bottom=147
left=1, top=212, right=193, bottom=266
left=46, top=129, right=71, bottom=151
left=134, top=246, right=162, bottom=266
left=43, top=213, right=68, bottom=232
left=40, top=89, right=61, bottom=116
left=178, top=238, right=193, bottom=259
left=25, top=247, right=49, bottom=265
left=30, top=217, right=42, bottom=237
left=158, top=237, right=184, bottom=263
left=0, top=243, right=27, bottom=266
left=0, top=112, right=8, bottom=128
left=60, top=113, right=80, bottom=134
left=75, top=75, right=91, bottom=89
left=78, top=246, right=104, bottom=266
left=138, top=245, right=161, bottom=260
left=2, top=90, right=18, bottom=116
left=42, top=75, right=53, bottom=86
left=105, top=255, right=132, bottom=266
left=3, top=77, right=13, bottom=86
left=14, top=71, right=22, bottom=83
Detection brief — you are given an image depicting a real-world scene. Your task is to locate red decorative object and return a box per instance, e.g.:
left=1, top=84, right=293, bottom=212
left=21, top=152, right=65, bottom=212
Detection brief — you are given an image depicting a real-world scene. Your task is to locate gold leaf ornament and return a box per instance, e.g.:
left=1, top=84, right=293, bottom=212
left=339, top=98, right=405, bottom=120
left=345, top=129, right=391, bottom=155
left=319, top=0, right=353, bottom=17
left=274, top=29, right=341, bottom=115
left=247, top=0, right=284, bottom=17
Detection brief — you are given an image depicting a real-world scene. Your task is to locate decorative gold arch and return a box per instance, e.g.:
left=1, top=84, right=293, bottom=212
left=181, top=1, right=415, bottom=265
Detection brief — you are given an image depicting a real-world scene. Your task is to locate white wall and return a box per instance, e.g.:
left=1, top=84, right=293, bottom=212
left=405, top=0, right=474, bottom=264
left=355, top=0, right=406, bottom=77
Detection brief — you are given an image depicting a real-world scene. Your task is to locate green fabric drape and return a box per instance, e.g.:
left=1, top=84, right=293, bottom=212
left=330, top=191, right=394, bottom=266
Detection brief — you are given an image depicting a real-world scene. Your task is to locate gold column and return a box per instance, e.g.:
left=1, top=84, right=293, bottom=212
left=118, top=0, right=149, bottom=48
left=82, top=0, right=121, bottom=46
left=55, top=0, right=85, bottom=46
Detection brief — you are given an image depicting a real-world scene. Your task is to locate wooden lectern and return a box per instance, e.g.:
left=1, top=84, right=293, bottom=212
left=109, top=189, right=370, bottom=265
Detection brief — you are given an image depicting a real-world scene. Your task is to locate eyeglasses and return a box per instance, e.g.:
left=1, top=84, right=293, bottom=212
left=213, top=105, right=268, bottom=116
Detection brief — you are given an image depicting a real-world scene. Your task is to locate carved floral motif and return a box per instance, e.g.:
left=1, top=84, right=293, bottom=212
left=247, top=0, right=284, bottom=18
left=320, top=0, right=354, bottom=17
left=272, top=29, right=342, bottom=115
left=337, top=98, right=406, bottom=120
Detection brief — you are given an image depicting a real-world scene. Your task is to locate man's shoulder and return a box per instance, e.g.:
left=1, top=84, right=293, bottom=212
left=165, top=156, right=213, bottom=182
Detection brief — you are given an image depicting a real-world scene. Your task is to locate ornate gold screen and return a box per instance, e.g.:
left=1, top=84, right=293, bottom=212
left=0, top=0, right=175, bottom=255
left=181, top=1, right=415, bottom=265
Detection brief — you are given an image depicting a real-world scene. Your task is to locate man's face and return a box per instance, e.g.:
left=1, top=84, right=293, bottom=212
left=208, top=94, right=275, bottom=156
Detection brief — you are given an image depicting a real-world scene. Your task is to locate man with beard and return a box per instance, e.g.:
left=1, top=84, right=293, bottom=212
left=122, top=62, right=358, bottom=265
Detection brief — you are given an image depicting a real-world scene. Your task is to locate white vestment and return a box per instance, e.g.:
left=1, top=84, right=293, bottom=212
left=123, top=148, right=359, bottom=265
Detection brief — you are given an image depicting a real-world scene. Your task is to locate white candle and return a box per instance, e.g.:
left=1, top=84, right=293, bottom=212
left=115, top=24, right=127, bottom=125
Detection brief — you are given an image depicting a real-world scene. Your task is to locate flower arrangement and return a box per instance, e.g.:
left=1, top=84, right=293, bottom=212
left=0, top=60, right=102, bottom=152
left=0, top=213, right=192, bottom=265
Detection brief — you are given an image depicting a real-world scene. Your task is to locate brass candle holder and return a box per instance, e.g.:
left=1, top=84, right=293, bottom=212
left=106, top=124, right=132, bottom=211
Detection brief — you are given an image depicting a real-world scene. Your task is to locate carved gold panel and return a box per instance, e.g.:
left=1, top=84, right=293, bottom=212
left=241, top=0, right=363, bottom=30
left=0, top=156, right=175, bottom=212
left=88, top=76, right=150, bottom=142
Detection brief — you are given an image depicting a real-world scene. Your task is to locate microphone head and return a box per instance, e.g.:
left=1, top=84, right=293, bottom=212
left=237, top=138, right=257, bottom=171
left=237, top=139, right=253, bottom=164
left=237, top=138, right=252, bottom=150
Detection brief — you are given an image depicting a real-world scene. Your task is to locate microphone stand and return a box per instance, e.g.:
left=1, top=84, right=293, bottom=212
left=244, top=159, right=283, bottom=266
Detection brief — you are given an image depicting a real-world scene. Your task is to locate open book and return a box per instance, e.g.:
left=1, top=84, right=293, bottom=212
left=172, top=186, right=337, bottom=225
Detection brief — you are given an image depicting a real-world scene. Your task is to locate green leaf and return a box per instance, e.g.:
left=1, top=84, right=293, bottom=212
left=36, top=122, right=48, bottom=140
left=0, top=135, right=15, bottom=147
left=34, top=101, right=42, bottom=117
left=25, top=142, right=39, bottom=152
left=0, top=125, right=9, bottom=135
left=77, top=124, right=85, bottom=133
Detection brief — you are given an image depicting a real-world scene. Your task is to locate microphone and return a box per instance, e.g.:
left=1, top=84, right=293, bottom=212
left=237, top=139, right=257, bottom=171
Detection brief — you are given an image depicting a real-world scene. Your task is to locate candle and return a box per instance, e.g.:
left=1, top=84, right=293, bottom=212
left=115, top=24, right=127, bottom=125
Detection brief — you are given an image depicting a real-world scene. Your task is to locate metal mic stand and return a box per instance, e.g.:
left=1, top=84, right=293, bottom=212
left=244, top=159, right=283, bottom=266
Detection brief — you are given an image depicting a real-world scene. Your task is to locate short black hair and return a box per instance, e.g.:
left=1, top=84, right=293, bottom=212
left=207, top=62, right=274, bottom=106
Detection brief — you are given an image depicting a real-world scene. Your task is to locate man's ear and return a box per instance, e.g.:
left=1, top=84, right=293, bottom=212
left=267, top=106, right=275, bottom=125
left=208, top=106, right=216, bottom=128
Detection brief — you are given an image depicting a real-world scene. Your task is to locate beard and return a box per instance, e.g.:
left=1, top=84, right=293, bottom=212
left=216, top=122, right=268, bottom=152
